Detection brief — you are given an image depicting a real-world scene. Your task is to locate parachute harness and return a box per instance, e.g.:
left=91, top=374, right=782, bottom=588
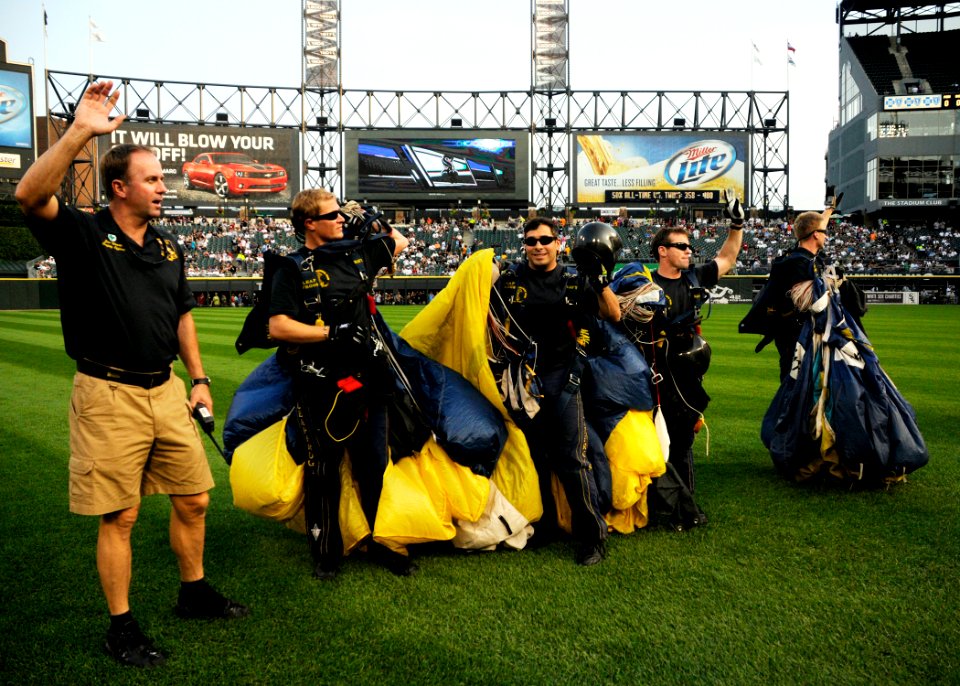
left=648, top=323, right=711, bottom=459
left=488, top=282, right=542, bottom=419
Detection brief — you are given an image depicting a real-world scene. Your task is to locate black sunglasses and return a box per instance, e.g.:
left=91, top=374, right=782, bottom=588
left=664, top=242, right=692, bottom=251
left=310, top=209, right=343, bottom=222
left=523, top=235, right=557, bottom=247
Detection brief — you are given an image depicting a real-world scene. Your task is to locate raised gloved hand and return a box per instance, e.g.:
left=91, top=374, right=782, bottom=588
left=328, top=322, right=366, bottom=347
left=573, top=249, right=603, bottom=278
left=588, top=272, right=609, bottom=293
left=723, top=187, right=745, bottom=226
left=827, top=192, right=844, bottom=211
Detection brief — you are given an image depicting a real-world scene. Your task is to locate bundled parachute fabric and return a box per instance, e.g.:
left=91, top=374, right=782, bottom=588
left=229, top=414, right=303, bottom=521
left=222, top=354, right=296, bottom=465
left=373, top=311, right=506, bottom=477
left=761, top=268, right=929, bottom=485
left=610, top=261, right=668, bottom=329
left=582, top=321, right=655, bottom=439
left=400, top=249, right=543, bottom=527
left=373, top=438, right=491, bottom=554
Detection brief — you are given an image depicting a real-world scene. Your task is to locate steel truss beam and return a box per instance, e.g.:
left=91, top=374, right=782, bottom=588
left=839, top=2, right=960, bottom=35
left=46, top=71, right=788, bottom=212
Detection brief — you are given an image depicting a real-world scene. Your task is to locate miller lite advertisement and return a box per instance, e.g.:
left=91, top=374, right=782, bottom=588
left=574, top=133, right=748, bottom=204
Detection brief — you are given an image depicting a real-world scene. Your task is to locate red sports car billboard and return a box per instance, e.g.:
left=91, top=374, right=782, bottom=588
left=98, top=122, right=299, bottom=208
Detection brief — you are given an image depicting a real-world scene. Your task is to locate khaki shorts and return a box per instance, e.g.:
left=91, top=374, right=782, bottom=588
left=68, top=371, right=215, bottom=516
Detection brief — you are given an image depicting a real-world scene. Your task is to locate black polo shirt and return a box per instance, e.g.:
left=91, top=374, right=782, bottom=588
left=28, top=203, right=194, bottom=371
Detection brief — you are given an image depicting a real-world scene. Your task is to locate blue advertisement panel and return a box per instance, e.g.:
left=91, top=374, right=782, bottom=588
left=574, top=132, right=749, bottom=204
left=98, top=122, right=300, bottom=208
left=0, top=65, right=36, bottom=178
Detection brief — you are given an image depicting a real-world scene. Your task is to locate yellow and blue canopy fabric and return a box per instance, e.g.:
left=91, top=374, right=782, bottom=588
left=399, top=249, right=543, bottom=525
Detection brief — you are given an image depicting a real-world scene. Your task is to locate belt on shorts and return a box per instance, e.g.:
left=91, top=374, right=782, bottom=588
left=77, top=358, right=171, bottom=389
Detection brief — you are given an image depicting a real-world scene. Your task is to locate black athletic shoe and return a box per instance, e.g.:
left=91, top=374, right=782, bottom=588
left=312, top=562, right=339, bottom=580
left=175, top=583, right=249, bottom=620
left=104, top=621, right=166, bottom=668
left=369, top=544, right=418, bottom=577
left=575, top=541, right=606, bottom=567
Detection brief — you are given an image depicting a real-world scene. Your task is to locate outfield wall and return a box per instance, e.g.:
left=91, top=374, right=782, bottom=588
left=1, top=275, right=957, bottom=310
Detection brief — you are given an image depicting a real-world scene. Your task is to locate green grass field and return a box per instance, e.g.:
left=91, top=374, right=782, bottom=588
left=1, top=305, right=958, bottom=685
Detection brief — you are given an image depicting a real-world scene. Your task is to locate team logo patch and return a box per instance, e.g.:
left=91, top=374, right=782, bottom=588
left=101, top=235, right=125, bottom=252
left=163, top=239, right=179, bottom=262
left=315, top=269, right=331, bottom=288
left=515, top=285, right=528, bottom=303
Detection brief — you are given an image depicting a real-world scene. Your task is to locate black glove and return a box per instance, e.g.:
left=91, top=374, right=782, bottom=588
left=723, top=187, right=745, bottom=226
left=328, top=322, right=366, bottom=347
left=588, top=272, right=609, bottom=292
left=573, top=250, right=603, bottom=278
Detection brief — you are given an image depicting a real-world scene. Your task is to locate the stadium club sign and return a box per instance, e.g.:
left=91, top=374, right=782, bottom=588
left=98, top=122, right=300, bottom=208
left=879, top=198, right=947, bottom=207
left=575, top=132, right=748, bottom=204
left=883, top=95, right=943, bottom=111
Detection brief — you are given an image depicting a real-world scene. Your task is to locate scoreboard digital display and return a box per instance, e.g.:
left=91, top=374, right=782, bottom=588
left=605, top=189, right=720, bottom=203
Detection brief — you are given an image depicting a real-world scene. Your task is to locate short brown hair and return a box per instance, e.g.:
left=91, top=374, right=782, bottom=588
left=100, top=144, right=154, bottom=200
left=793, top=211, right=823, bottom=240
left=291, top=188, right=337, bottom=240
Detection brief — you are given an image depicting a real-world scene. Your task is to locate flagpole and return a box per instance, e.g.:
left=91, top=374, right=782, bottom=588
left=42, top=4, right=49, bottom=119
left=88, top=15, right=93, bottom=79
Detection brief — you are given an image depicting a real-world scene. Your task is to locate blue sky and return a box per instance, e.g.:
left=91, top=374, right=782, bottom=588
left=1, top=0, right=843, bottom=208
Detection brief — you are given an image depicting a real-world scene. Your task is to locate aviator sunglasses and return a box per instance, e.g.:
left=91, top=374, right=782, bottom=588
left=523, top=235, right=557, bottom=247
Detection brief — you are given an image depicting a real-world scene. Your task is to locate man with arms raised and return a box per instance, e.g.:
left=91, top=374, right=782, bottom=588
left=645, top=190, right=745, bottom=498
left=15, top=81, right=247, bottom=669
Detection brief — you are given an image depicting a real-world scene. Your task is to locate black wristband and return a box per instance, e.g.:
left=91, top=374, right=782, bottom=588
left=191, top=377, right=211, bottom=387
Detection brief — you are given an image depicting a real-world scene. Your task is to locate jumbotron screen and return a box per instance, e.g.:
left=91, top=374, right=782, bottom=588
left=574, top=132, right=749, bottom=204
left=0, top=64, right=36, bottom=179
left=344, top=130, right=529, bottom=202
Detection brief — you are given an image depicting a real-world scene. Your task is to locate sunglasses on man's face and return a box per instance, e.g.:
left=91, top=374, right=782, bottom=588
left=310, top=209, right=343, bottom=222
left=523, top=235, right=557, bottom=247
left=665, top=242, right=692, bottom=251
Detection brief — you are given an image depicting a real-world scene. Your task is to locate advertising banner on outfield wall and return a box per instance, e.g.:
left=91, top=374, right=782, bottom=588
left=574, top=132, right=748, bottom=205
left=98, top=123, right=300, bottom=207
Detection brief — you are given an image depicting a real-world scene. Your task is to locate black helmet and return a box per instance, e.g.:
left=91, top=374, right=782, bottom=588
left=571, top=222, right=623, bottom=275
left=671, top=333, right=712, bottom=378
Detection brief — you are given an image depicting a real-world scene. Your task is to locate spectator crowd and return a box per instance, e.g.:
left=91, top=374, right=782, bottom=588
left=29, top=213, right=960, bottom=280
